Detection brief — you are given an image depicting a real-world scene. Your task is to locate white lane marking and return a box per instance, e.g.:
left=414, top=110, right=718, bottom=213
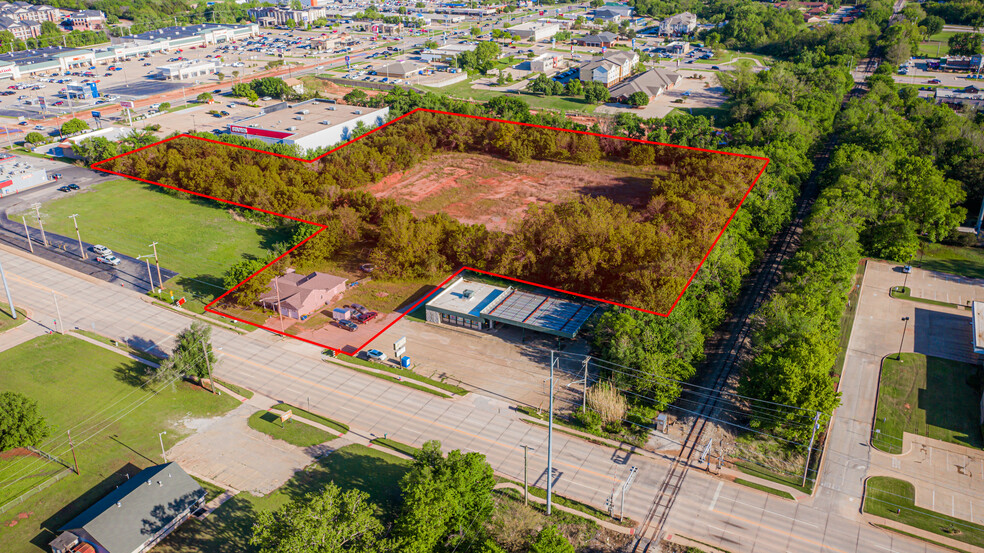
left=708, top=482, right=723, bottom=511
left=730, top=498, right=819, bottom=528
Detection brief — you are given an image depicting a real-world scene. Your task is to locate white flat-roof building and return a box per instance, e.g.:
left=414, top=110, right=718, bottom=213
left=0, top=153, right=48, bottom=197
left=530, top=52, right=564, bottom=72
left=509, top=21, right=560, bottom=42
left=157, top=59, right=221, bottom=80
left=419, top=43, right=475, bottom=63
left=229, top=100, right=389, bottom=153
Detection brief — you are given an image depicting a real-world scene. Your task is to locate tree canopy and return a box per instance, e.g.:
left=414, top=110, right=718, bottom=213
left=0, top=391, right=50, bottom=452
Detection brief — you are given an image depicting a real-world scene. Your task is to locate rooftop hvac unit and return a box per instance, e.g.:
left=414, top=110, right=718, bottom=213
left=287, top=126, right=297, bottom=131
left=320, top=120, right=329, bottom=125
left=294, top=115, right=303, bottom=120
left=354, top=110, right=362, bottom=114
left=328, top=106, right=336, bottom=110
left=300, top=109, right=309, bottom=114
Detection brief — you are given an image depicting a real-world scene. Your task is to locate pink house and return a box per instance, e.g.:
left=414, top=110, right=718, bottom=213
left=257, top=271, right=348, bottom=319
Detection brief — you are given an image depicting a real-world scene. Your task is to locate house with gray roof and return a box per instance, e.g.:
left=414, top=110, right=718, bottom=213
left=258, top=269, right=348, bottom=319
left=49, top=463, right=205, bottom=553
left=576, top=31, right=618, bottom=48
left=610, top=69, right=682, bottom=102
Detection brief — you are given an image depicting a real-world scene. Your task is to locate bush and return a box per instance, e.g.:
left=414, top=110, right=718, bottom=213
left=24, top=131, right=47, bottom=144
left=159, top=102, right=171, bottom=111
left=573, top=407, right=602, bottom=432
left=586, top=381, right=627, bottom=424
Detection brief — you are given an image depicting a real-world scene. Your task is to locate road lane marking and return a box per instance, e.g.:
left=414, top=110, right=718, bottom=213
left=729, top=498, right=819, bottom=528
left=708, top=482, right=722, bottom=511
left=712, top=508, right=848, bottom=553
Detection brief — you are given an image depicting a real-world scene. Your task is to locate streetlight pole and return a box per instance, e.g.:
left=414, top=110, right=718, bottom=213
left=158, top=431, right=167, bottom=463
left=547, top=350, right=555, bottom=515
left=31, top=203, right=48, bottom=247
left=202, top=340, right=216, bottom=394
left=137, top=254, right=155, bottom=292
left=68, top=214, right=86, bottom=259
left=149, top=242, right=163, bottom=291
left=0, top=254, right=16, bottom=319
left=897, top=316, right=910, bottom=360
left=21, top=216, right=33, bottom=253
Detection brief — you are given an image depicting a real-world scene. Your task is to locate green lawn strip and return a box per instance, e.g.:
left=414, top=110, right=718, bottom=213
left=493, top=487, right=604, bottom=534
left=872, top=524, right=972, bottom=553
left=370, top=437, right=421, bottom=458
left=495, top=475, right=634, bottom=527
left=191, top=477, right=227, bottom=503
left=15, top=179, right=292, bottom=308
left=833, top=259, right=868, bottom=379
left=246, top=410, right=334, bottom=448
left=0, top=334, right=239, bottom=553
left=0, top=307, right=27, bottom=333
left=329, top=357, right=456, bottom=398
left=912, top=242, right=984, bottom=280
left=873, top=353, right=982, bottom=454
left=271, top=403, right=348, bottom=434
left=732, top=461, right=813, bottom=495
left=889, top=286, right=963, bottom=310
left=865, top=476, right=984, bottom=548
left=157, top=444, right=411, bottom=553
left=733, top=478, right=795, bottom=500
left=71, top=329, right=165, bottom=364
left=420, top=77, right=597, bottom=113
left=334, top=355, right=467, bottom=395
left=213, top=378, right=253, bottom=399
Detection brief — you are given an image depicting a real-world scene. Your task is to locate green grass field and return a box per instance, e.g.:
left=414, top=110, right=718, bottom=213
left=0, top=334, right=239, bottom=553
left=865, top=476, right=984, bottom=548
left=913, top=242, right=984, bottom=280
left=421, top=77, right=599, bottom=114
left=271, top=403, right=349, bottom=434
left=872, top=353, right=982, bottom=454
left=156, top=444, right=411, bottom=553
left=0, top=307, right=26, bottom=333
left=15, top=179, right=293, bottom=313
left=246, top=411, right=335, bottom=448
left=734, top=478, right=796, bottom=500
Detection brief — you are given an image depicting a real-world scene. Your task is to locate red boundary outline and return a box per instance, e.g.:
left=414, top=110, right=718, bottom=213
left=91, top=107, right=770, bottom=355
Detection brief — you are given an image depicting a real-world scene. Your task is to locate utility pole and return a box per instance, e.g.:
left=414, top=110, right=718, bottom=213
left=68, top=430, right=79, bottom=475
left=521, top=445, right=534, bottom=505
left=0, top=254, right=16, bottom=319
left=801, top=411, right=821, bottom=487
left=148, top=242, right=163, bottom=291
left=202, top=340, right=216, bottom=394
left=137, top=254, right=155, bottom=291
left=547, top=351, right=555, bottom=515
left=159, top=431, right=167, bottom=463
left=21, top=216, right=32, bottom=253
left=68, top=214, right=86, bottom=259
left=51, top=290, right=63, bottom=333
left=274, top=276, right=285, bottom=332
left=582, top=355, right=589, bottom=410
left=31, top=203, right=48, bottom=247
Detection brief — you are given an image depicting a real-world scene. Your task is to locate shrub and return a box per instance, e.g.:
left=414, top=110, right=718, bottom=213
left=586, top=381, right=627, bottom=424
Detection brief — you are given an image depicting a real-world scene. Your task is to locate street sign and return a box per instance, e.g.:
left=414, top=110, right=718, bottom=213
left=176, top=297, right=186, bottom=306
left=91, top=111, right=101, bottom=119
left=281, top=409, right=293, bottom=423
left=120, top=100, right=134, bottom=108
left=394, top=346, right=406, bottom=357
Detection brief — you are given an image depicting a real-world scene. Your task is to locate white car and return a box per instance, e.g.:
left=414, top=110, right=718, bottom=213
left=96, top=255, right=121, bottom=266
left=93, top=244, right=112, bottom=256
left=366, top=349, right=388, bottom=363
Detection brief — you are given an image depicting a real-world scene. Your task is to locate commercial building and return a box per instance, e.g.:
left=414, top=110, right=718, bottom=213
left=935, top=85, right=984, bottom=109
left=0, top=2, right=61, bottom=24
left=258, top=270, right=348, bottom=319
left=419, top=43, right=475, bottom=63
left=0, top=154, right=48, bottom=197
left=68, top=10, right=106, bottom=31
left=656, top=40, right=691, bottom=55
left=530, top=52, right=564, bottom=72
left=592, top=8, right=623, bottom=23
left=424, top=276, right=596, bottom=339
left=974, top=301, right=984, bottom=355
left=579, top=50, right=638, bottom=86
left=609, top=68, right=681, bottom=102
left=157, top=59, right=222, bottom=80
left=938, top=54, right=984, bottom=73
left=509, top=21, right=560, bottom=42
left=659, top=12, right=698, bottom=35
left=48, top=463, right=205, bottom=553
left=248, top=5, right=328, bottom=27
left=228, top=100, right=389, bottom=152
left=0, top=15, right=41, bottom=41
left=65, top=81, right=100, bottom=99
left=576, top=32, right=618, bottom=48
left=377, top=60, right=422, bottom=78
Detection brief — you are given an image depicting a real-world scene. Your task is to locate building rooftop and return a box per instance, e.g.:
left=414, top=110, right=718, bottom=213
left=510, top=21, right=560, bottom=31
left=231, top=100, right=387, bottom=138
left=484, top=289, right=595, bottom=339
left=974, top=301, right=984, bottom=354
left=122, top=23, right=251, bottom=43
left=427, top=279, right=508, bottom=319
left=0, top=46, right=89, bottom=66
left=610, top=69, right=681, bottom=97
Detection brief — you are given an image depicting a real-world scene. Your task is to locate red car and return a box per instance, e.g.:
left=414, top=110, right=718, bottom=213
left=928, top=79, right=941, bottom=84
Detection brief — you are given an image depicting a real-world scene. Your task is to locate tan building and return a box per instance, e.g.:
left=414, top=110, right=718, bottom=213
left=578, top=50, right=639, bottom=86
left=258, top=270, right=348, bottom=319
left=609, top=69, right=682, bottom=102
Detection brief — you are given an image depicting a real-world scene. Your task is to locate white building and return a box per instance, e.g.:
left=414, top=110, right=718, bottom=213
left=157, top=59, right=221, bottom=80
left=509, top=21, right=560, bottom=42
left=229, top=100, right=389, bottom=153
left=0, top=153, right=48, bottom=197
left=659, top=12, right=697, bottom=35
left=530, top=52, right=563, bottom=73
left=419, top=43, right=475, bottom=63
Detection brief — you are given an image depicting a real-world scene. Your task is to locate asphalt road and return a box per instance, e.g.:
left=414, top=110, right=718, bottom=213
left=0, top=246, right=955, bottom=553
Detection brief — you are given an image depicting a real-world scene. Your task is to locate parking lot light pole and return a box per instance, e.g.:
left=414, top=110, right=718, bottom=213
left=159, top=431, right=167, bottom=463
left=897, top=316, right=910, bottom=360
left=149, top=242, right=163, bottom=291
left=68, top=214, right=86, bottom=259
left=521, top=445, right=534, bottom=505
left=0, top=254, right=16, bottom=319
left=31, top=203, right=48, bottom=247
left=137, top=254, right=155, bottom=291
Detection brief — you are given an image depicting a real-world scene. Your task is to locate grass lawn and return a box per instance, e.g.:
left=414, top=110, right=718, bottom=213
left=0, top=307, right=27, bottom=333
left=14, top=179, right=293, bottom=313
left=734, top=478, right=795, bottom=500
left=918, top=41, right=950, bottom=57
left=421, top=77, right=599, bottom=114
left=865, top=476, right=984, bottom=549
left=246, top=410, right=335, bottom=448
left=732, top=459, right=812, bottom=495
left=156, top=444, right=411, bottom=553
left=889, top=286, right=963, bottom=310
left=873, top=353, right=982, bottom=454
left=0, top=334, right=239, bottom=553
left=912, top=242, right=984, bottom=280
left=271, top=403, right=348, bottom=434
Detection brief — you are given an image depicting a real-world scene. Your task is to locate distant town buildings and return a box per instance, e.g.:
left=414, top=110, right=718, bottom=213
left=579, top=50, right=638, bottom=86
left=0, top=2, right=61, bottom=24
left=659, top=12, right=698, bottom=35
left=228, top=100, right=389, bottom=153
left=510, top=21, right=560, bottom=42
left=0, top=4, right=105, bottom=39
left=248, top=5, right=328, bottom=27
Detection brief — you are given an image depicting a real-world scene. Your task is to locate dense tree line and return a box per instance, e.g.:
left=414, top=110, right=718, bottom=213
left=107, top=109, right=761, bottom=315
left=923, top=0, right=984, bottom=26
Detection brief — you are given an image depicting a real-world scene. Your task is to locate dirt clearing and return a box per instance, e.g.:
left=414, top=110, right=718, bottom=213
left=366, top=153, right=655, bottom=232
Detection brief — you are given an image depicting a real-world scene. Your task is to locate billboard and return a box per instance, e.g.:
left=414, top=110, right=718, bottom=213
left=120, top=100, right=134, bottom=108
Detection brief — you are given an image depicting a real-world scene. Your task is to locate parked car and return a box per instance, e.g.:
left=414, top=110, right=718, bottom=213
left=366, top=349, right=388, bottom=362
left=92, top=244, right=112, bottom=256
left=360, top=311, right=378, bottom=323
left=928, top=79, right=941, bottom=84
left=333, top=319, right=358, bottom=332
left=349, top=303, right=370, bottom=315
left=57, top=185, right=71, bottom=192
left=67, top=183, right=79, bottom=190
left=96, top=255, right=121, bottom=266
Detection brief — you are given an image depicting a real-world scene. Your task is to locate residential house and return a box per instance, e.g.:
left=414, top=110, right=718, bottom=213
left=68, top=10, right=106, bottom=31
left=48, top=463, right=205, bottom=553
left=609, top=68, right=681, bottom=102
left=258, top=270, right=348, bottom=319
left=579, top=50, right=639, bottom=86
left=659, top=12, right=697, bottom=35
left=575, top=31, right=618, bottom=48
